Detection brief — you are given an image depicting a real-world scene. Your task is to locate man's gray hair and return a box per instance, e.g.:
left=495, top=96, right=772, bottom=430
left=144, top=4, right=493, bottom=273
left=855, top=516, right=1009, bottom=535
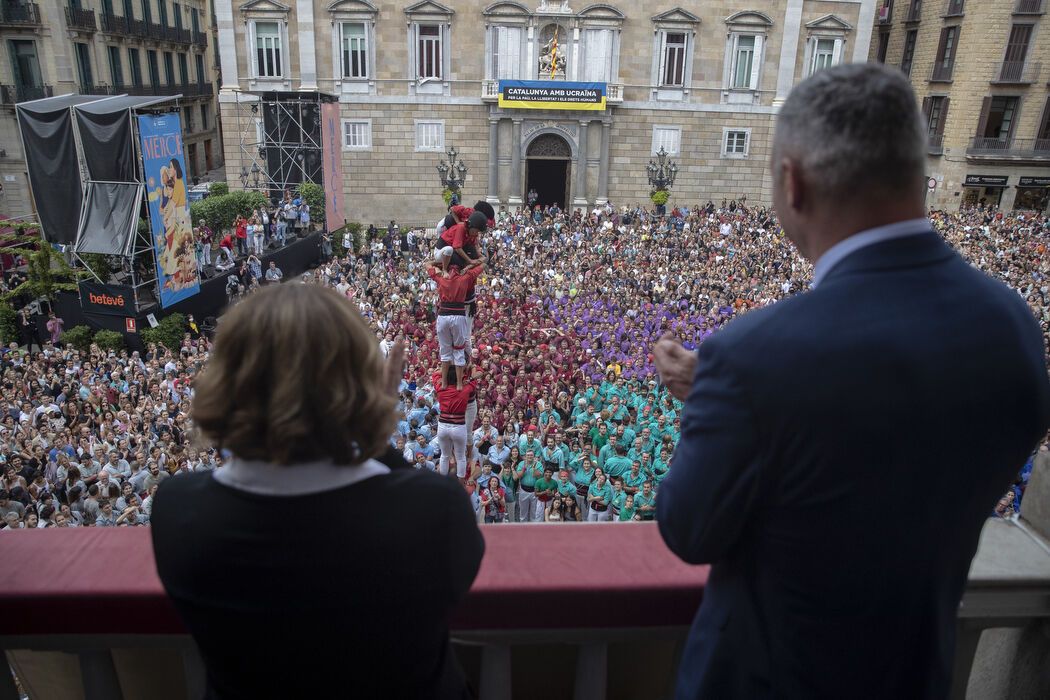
left=775, top=63, right=926, bottom=201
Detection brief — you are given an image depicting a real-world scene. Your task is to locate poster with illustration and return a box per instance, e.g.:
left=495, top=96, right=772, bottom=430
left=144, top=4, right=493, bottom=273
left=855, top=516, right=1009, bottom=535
left=139, top=114, right=200, bottom=308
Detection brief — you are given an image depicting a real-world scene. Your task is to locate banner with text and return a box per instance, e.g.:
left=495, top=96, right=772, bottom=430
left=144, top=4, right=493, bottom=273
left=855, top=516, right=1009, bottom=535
left=498, top=80, right=607, bottom=111
left=320, top=102, right=346, bottom=231
left=79, top=281, right=134, bottom=317
left=139, top=114, right=200, bottom=308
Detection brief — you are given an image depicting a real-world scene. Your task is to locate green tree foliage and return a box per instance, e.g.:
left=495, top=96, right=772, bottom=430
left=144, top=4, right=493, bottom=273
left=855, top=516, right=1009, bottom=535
left=208, top=182, right=230, bottom=196
left=297, top=182, right=326, bottom=224
left=0, top=224, right=81, bottom=304
left=0, top=302, right=18, bottom=345
left=79, top=253, right=118, bottom=283
left=141, top=312, right=186, bottom=352
left=189, top=191, right=268, bottom=233
left=93, top=329, right=126, bottom=352
left=61, top=325, right=94, bottom=351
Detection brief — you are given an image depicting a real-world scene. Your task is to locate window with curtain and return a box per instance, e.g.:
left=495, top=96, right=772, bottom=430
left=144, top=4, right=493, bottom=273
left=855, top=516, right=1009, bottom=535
left=417, top=25, right=442, bottom=79
left=810, top=39, right=836, bottom=73
left=732, top=36, right=756, bottom=89
left=341, top=22, right=368, bottom=78
left=583, top=28, right=611, bottom=83
left=661, top=32, right=687, bottom=86
left=255, top=21, right=282, bottom=78
left=493, top=25, right=523, bottom=80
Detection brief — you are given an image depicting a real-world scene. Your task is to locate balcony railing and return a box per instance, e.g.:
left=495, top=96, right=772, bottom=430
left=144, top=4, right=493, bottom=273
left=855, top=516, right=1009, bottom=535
left=967, top=136, right=1050, bottom=160
left=1015, top=0, right=1044, bottom=13
left=115, top=81, right=213, bottom=97
left=78, top=83, right=119, bottom=95
left=927, top=132, right=944, bottom=155
left=127, top=17, right=146, bottom=37
left=930, top=62, right=955, bottom=81
left=99, top=11, right=128, bottom=34
left=147, top=21, right=164, bottom=39
left=64, top=6, right=96, bottom=31
left=0, top=2, right=42, bottom=26
left=177, top=27, right=191, bottom=44
left=995, top=60, right=1041, bottom=83
left=905, top=2, right=923, bottom=21
left=192, top=29, right=207, bottom=47
left=0, top=83, right=53, bottom=104
left=481, top=79, right=623, bottom=104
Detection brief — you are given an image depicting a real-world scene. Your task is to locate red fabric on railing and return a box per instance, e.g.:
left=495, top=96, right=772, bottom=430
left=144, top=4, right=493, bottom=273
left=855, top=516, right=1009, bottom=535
left=0, top=523, right=707, bottom=636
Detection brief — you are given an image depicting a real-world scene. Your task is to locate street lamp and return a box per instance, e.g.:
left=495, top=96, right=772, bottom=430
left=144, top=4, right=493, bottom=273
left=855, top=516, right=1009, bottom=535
left=436, top=145, right=468, bottom=201
left=647, top=147, right=678, bottom=192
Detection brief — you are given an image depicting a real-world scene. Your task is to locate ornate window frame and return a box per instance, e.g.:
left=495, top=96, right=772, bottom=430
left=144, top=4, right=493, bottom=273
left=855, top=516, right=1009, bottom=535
left=650, top=7, right=700, bottom=101
left=327, top=0, right=378, bottom=95
left=722, top=10, right=774, bottom=105
left=240, top=0, right=291, bottom=89
left=802, top=15, right=852, bottom=77
left=405, top=0, right=454, bottom=96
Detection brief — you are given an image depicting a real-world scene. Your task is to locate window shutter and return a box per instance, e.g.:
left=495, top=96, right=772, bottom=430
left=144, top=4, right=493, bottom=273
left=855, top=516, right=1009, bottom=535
left=1038, top=95, right=1050, bottom=140
left=832, top=38, right=843, bottom=66
left=657, top=31, right=667, bottom=86
left=495, top=26, right=506, bottom=78
left=934, top=27, right=948, bottom=65
left=936, top=97, right=950, bottom=136
left=508, top=27, right=522, bottom=79
left=975, top=96, right=991, bottom=137
left=749, top=35, right=763, bottom=90
left=806, top=37, right=815, bottom=74
left=921, top=96, right=932, bottom=120
left=1006, top=100, right=1021, bottom=142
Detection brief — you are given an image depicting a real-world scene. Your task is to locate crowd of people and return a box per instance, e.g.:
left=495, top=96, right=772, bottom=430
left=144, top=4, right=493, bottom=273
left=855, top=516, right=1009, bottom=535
left=0, top=199, right=1047, bottom=530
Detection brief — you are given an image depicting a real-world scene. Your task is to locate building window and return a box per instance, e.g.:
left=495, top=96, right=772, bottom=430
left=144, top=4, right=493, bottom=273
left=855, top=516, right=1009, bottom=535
left=977, top=96, right=1020, bottom=142
left=581, top=28, right=611, bottom=83
left=931, top=26, right=958, bottom=81
left=945, top=0, right=964, bottom=16
left=163, top=51, right=175, bottom=85
left=75, top=43, right=93, bottom=89
left=415, top=120, right=444, bottom=152
left=141, top=0, right=151, bottom=24
left=730, top=35, right=760, bottom=90
left=343, top=119, right=372, bottom=150
left=108, top=45, right=124, bottom=87
left=417, top=25, right=442, bottom=80
left=999, top=24, right=1033, bottom=82
left=200, top=103, right=209, bottom=130
left=876, top=31, right=889, bottom=63
left=922, top=95, right=949, bottom=151
left=183, top=105, right=194, bottom=132
left=493, top=25, right=524, bottom=80
left=341, top=22, right=368, bottom=79
left=191, top=6, right=199, bottom=33
left=901, top=30, right=918, bottom=76
left=173, top=2, right=182, bottom=29
left=254, top=21, right=283, bottom=78
left=723, top=129, right=750, bottom=158
left=178, top=53, right=188, bottom=85
left=195, top=53, right=205, bottom=85
left=128, top=48, right=142, bottom=87
left=660, top=32, right=687, bottom=87
left=651, top=126, right=681, bottom=156
left=147, top=50, right=159, bottom=87
left=809, top=39, right=837, bottom=74
left=158, top=0, right=168, bottom=26
left=906, top=0, right=922, bottom=21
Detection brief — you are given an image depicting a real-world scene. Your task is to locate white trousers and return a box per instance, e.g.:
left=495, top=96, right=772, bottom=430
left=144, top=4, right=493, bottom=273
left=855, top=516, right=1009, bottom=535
left=437, top=422, right=468, bottom=478
left=518, top=491, right=536, bottom=523
left=587, top=508, right=612, bottom=522
left=436, top=315, right=470, bottom=366
left=465, top=401, right=478, bottom=436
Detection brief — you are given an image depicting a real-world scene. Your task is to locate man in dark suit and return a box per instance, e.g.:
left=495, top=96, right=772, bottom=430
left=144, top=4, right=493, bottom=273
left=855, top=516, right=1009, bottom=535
left=655, top=63, right=1050, bottom=699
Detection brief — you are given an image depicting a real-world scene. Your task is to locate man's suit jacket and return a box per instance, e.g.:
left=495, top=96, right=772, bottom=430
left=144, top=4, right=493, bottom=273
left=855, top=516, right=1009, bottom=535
left=658, top=230, right=1050, bottom=699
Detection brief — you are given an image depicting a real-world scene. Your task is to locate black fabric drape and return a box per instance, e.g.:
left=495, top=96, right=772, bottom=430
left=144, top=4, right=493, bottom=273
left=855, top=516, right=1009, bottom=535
left=16, top=104, right=83, bottom=245
left=75, top=108, right=136, bottom=182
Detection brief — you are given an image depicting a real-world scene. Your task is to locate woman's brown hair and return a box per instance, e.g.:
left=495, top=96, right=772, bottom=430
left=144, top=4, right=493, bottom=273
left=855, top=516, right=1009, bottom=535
left=192, top=284, right=396, bottom=465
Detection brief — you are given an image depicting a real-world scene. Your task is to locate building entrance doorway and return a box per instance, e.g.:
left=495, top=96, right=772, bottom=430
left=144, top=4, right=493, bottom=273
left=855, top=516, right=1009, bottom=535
left=525, top=133, right=571, bottom=209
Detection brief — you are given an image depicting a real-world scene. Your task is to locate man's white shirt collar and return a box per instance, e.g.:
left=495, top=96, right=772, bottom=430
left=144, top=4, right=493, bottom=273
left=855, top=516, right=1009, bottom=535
left=811, top=218, right=933, bottom=289
left=214, top=457, right=390, bottom=496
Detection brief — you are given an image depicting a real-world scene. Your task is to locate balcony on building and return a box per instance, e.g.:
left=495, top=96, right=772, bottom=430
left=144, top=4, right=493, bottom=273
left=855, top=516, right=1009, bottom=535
left=65, top=6, right=96, bottom=31
left=99, top=11, right=129, bottom=35
left=877, top=1, right=893, bottom=24
left=967, top=136, right=1050, bottom=162
left=192, top=29, right=207, bottom=47
left=1014, top=0, right=1045, bottom=14
left=481, top=79, right=623, bottom=104
left=930, top=63, right=954, bottom=82
left=0, top=1, right=41, bottom=27
left=994, top=60, right=1041, bottom=84
left=0, top=83, right=52, bottom=105
left=904, top=1, right=922, bottom=23
left=927, top=133, right=944, bottom=156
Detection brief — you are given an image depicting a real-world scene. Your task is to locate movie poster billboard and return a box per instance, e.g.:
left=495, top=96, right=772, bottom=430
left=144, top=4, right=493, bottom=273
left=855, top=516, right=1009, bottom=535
left=320, top=102, right=346, bottom=230
left=138, top=114, right=200, bottom=308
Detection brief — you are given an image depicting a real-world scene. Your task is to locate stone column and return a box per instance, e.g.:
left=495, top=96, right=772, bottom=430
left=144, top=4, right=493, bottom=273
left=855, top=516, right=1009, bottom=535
left=774, top=0, right=803, bottom=107
left=296, top=0, right=317, bottom=89
left=597, top=120, right=611, bottom=205
left=509, top=119, right=523, bottom=206
left=487, top=119, right=500, bottom=206
left=215, top=0, right=239, bottom=90
left=573, top=119, right=589, bottom=209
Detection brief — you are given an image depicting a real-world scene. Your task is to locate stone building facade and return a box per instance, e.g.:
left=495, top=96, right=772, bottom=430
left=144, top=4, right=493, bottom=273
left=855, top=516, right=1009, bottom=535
left=0, top=0, right=225, bottom=222
left=871, top=0, right=1050, bottom=211
left=217, top=0, right=880, bottom=224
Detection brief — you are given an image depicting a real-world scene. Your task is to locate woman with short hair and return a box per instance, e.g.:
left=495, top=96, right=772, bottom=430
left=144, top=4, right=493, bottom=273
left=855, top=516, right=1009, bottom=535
left=151, top=284, right=483, bottom=699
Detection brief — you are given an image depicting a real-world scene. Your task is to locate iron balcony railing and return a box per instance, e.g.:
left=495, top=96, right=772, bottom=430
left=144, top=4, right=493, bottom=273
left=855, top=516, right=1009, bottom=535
left=1014, top=0, right=1044, bottom=14
left=905, top=1, right=922, bottom=22
left=99, top=11, right=128, bottom=34
left=927, top=133, right=944, bottom=154
left=995, top=60, right=1041, bottom=83
left=967, top=137, right=1050, bottom=159
left=930, top=62, right=955, bottom=81
left=0, top=84, right=53, bottom=104
left=65, top=6, right=96, bottom=30
left=192, top=29, right=207, bottom=47
left=0, top=2, right=42, bottom=26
